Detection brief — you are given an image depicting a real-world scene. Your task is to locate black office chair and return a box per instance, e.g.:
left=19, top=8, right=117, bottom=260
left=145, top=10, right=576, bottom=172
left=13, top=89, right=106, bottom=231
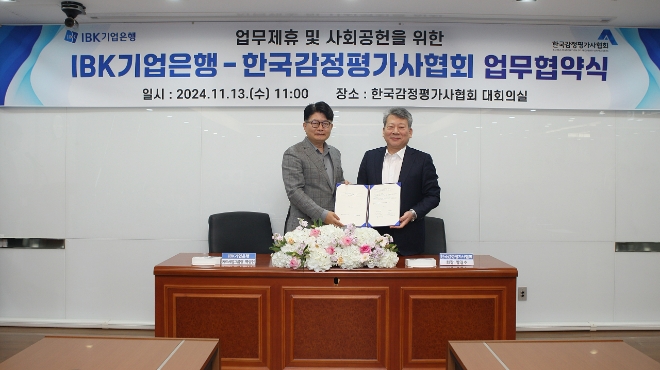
left=424, top=216, right=447, bottom=254
left=208, top=211, right=274, bottom=254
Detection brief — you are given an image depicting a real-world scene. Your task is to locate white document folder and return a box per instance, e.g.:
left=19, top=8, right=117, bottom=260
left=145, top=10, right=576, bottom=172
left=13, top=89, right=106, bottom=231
left=335, top=183, right=401, bottom=227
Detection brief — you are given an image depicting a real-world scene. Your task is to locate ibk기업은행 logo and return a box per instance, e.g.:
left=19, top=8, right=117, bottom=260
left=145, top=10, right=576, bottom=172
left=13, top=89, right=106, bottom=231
left=64, top=30, right=78, bottom=43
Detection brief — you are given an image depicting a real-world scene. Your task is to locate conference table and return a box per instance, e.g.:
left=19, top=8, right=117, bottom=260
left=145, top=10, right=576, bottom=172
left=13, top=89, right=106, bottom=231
left=154, top=253, right=517, bottom=370
left=0, top=335, right=220, bottom=370
left=447, top=339, right=660, bottom=370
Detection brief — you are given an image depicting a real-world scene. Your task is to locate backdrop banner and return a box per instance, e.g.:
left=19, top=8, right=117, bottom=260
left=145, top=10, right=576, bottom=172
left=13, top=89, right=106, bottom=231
left=1, top=23, right=659, bottom=109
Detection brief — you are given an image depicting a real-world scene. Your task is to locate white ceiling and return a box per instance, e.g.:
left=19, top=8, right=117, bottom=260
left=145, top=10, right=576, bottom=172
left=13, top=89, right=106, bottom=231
left=1, top=0, right=659, bottom=28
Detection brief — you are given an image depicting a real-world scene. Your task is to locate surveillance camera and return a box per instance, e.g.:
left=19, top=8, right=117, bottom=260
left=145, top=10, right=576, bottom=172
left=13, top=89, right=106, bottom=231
left=64, top=17, right=77, bottom=28
left=61, top=1, right=86, bottom=28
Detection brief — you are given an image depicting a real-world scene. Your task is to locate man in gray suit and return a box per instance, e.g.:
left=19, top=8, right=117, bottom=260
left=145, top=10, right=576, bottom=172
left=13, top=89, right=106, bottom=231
left=282, top=101, right=345, bottom=233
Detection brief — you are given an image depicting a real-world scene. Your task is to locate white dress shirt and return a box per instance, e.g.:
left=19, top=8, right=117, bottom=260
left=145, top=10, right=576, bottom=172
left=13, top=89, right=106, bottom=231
left=382, top=146, right=406, bottom=184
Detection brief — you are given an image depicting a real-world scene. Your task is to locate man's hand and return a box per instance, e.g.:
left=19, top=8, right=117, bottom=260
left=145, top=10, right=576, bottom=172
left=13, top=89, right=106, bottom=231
left=390, top=210, right=414, bottom=229
left=324, top=211, right=344, bottom=227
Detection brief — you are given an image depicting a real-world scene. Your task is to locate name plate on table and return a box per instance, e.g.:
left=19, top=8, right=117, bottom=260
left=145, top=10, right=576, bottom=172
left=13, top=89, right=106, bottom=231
left=192, top=256, right=221, bottom=266
left=439, top=253, right=474, bottom=266
left=405, top=258, right=437, bottom=268
left=221, top=253, right=256, bottom=266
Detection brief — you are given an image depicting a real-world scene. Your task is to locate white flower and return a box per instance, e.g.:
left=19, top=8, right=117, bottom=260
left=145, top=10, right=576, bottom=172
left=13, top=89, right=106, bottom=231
left=271, top=224, right=397, bottom=271
left=305, top=247, right=334, bottom=272
left=336, top=245, right=364, bottom=270
left=354, top=227, right=381, bottom=246
left=377, top=251, right=399, bottom=268
left=271, top=251, right=293, bottom=268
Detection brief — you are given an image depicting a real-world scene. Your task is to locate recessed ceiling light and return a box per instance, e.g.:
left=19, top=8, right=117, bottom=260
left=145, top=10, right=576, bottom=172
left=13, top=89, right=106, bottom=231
left=516, top=0, right=536, bottom=2
left=0, top=0, right=17, bottom=3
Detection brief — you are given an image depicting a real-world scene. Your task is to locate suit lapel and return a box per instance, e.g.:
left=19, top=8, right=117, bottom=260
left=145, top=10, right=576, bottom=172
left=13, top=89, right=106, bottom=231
left=398, top=146, right=414, bottom=184
left=302, top=140, right=332, bottom=188
left=375, top=147, right=386, bottom=184
left=328, top=148, right=340, bottom=187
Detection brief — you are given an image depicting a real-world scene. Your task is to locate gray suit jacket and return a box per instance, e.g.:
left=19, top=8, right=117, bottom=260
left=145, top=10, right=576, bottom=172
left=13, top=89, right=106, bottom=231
left=282, top=138, right=344, bottom=233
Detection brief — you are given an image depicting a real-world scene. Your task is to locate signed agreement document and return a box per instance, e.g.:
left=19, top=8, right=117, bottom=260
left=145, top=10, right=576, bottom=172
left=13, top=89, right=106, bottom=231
left=335, top=183, right=401, bottom=227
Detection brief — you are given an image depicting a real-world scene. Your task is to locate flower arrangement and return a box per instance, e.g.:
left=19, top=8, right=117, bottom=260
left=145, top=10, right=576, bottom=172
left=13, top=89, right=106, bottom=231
left=270, top=219, right=399, bottom=272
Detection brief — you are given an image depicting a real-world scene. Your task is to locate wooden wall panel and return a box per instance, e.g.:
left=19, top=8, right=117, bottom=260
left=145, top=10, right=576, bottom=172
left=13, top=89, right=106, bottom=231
left=401, top=287, right=508, bottom=369
left=175, top=295, right=260, bottom=358
left=283, top=287, right=389, bottom=369
left=163, top=285, right=271, bottom=369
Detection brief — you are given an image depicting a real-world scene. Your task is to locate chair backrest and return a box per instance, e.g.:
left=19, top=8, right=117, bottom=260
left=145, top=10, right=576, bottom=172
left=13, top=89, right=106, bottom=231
left=208, top=212, right=273, bottom=254
left=424, top=216, right=447, bottom=254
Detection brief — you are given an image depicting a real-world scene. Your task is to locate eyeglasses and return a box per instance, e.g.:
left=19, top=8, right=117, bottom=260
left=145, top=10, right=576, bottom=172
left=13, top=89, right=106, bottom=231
left=305, top=120, right=333, bottom=129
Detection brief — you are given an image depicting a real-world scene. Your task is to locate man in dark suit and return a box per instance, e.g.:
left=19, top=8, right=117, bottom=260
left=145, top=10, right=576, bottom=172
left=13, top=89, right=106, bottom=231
left=357, top=107, right=440, bottom=255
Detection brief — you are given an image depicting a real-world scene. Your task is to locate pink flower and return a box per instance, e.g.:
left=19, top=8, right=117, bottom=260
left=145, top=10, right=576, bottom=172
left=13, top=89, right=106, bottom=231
left=341, top=236, right=353, bottom=246
left=289, top=258, right=300, bottom=269
left=309, top=228, right=320, bottom=237
left=325, top=246, right=335, bottom=255
left=360, top=244, right=371, bottom=253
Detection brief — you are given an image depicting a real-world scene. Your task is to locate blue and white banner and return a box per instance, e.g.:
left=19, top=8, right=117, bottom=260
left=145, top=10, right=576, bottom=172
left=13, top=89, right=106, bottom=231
left=0, top=22, right=659, bottom=109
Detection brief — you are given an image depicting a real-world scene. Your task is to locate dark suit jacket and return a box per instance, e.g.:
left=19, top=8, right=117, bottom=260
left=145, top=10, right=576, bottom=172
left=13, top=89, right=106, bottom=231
left=357, top=146, right=440, bottom=255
